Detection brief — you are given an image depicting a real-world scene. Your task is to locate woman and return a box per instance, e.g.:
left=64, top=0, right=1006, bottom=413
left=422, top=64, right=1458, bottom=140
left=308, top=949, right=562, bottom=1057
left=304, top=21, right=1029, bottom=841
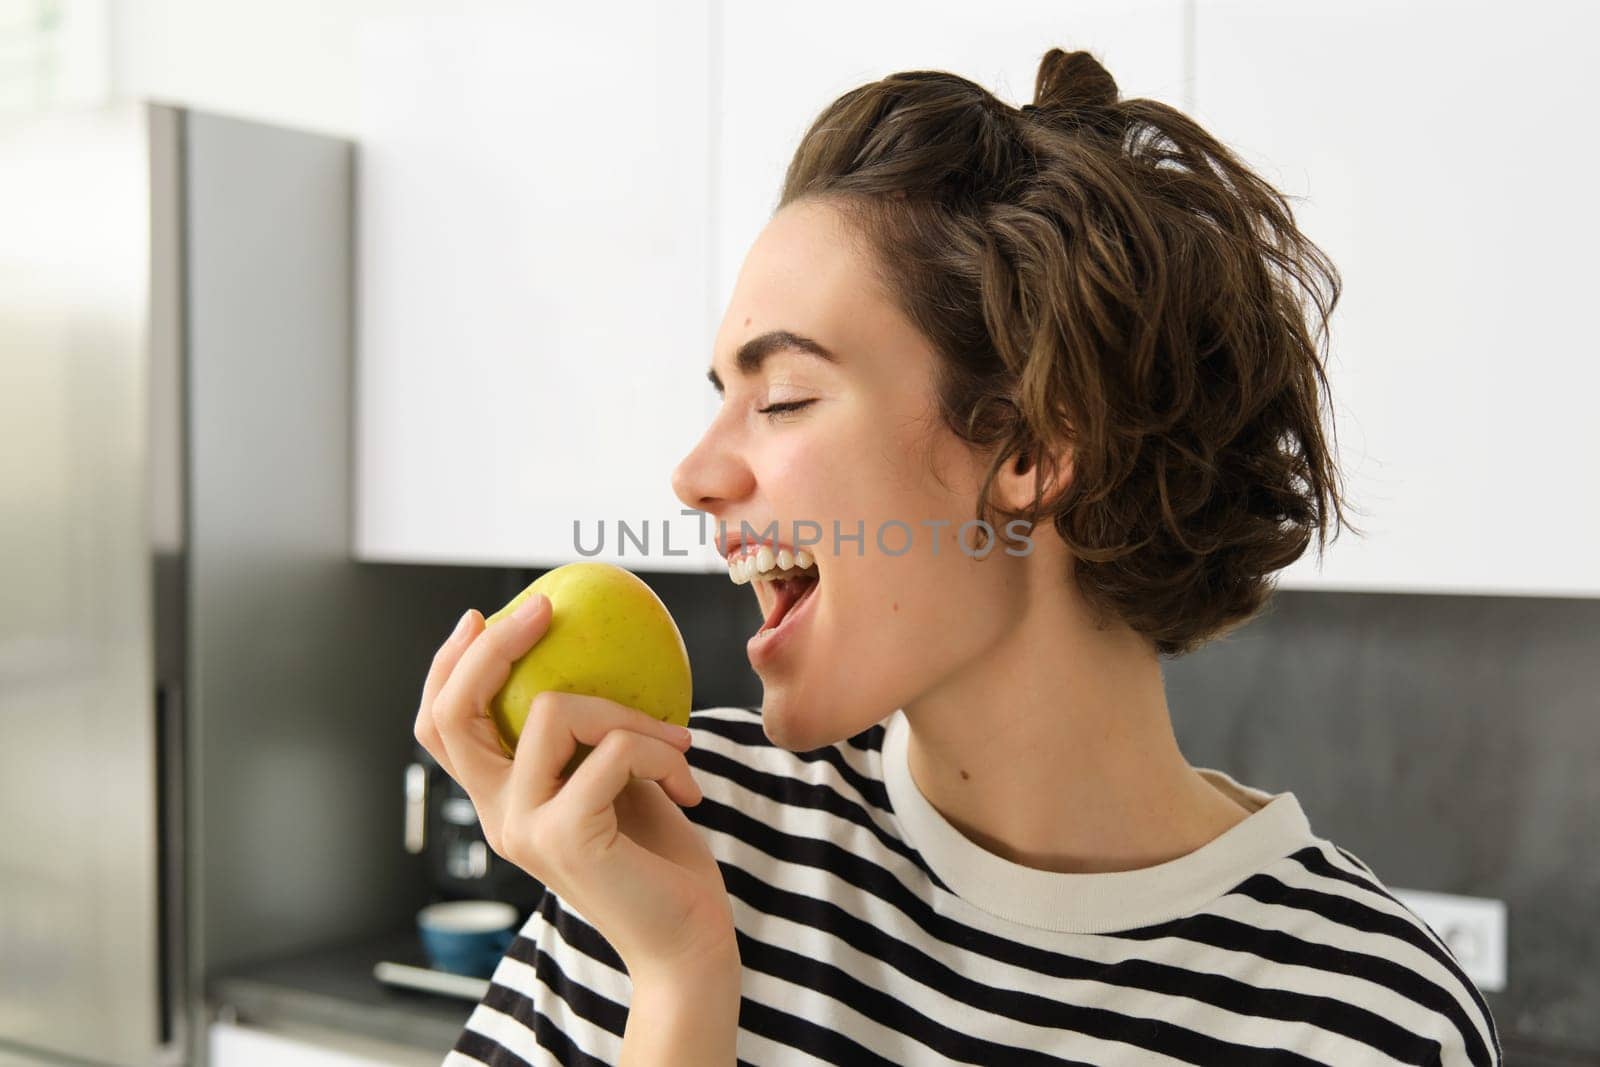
left=423, top=48, right=1503, bottom=1065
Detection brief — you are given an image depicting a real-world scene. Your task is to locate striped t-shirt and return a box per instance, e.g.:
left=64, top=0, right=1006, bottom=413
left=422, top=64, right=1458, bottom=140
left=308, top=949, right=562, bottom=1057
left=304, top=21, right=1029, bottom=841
left=447, top=705, right=1503, bottom=1066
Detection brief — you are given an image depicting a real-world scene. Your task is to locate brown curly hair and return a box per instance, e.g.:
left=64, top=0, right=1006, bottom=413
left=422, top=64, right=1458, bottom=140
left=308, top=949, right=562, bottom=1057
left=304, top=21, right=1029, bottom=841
left=778, top=47, right=1363, bottom=658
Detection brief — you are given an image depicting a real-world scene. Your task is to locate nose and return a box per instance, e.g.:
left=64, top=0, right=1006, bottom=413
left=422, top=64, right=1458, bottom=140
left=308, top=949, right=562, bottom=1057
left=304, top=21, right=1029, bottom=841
left=671, top=421, right=754, bottom=518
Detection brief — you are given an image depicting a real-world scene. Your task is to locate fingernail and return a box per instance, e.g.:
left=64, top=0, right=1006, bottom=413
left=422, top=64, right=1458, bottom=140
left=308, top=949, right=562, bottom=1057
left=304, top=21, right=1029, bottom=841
left=512, top=594, right=545, bottom=625
left=671, top=724, right=692, bottom=746
left=451, top=610, right=473, bottom=638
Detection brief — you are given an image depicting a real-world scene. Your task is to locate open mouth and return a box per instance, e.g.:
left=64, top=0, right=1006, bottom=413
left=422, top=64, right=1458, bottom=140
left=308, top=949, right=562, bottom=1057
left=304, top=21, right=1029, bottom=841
left=724, top=541, right=822, bottom=658
left=757, top=571, right=820, bottom=635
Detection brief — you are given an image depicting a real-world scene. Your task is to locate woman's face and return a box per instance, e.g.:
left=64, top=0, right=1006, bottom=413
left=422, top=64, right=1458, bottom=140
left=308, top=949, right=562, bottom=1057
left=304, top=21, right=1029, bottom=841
left=672, top=198, right=1038, bottom=751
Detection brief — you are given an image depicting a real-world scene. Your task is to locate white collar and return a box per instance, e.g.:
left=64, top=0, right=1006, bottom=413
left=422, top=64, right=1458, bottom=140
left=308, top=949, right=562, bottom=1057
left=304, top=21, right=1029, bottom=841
left=881, top=708, right=1317, bottom=933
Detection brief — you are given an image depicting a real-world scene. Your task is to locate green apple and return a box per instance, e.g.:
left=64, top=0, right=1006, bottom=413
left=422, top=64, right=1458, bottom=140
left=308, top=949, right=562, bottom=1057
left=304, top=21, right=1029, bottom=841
left=483, top=562, right=692, bottom=777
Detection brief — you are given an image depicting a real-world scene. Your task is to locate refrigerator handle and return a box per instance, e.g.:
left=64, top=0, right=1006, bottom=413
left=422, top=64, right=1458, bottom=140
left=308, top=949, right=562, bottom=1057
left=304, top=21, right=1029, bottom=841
left=404, top=762, right=427, bottom=854
left=155, top=678, right=188, bottom=1064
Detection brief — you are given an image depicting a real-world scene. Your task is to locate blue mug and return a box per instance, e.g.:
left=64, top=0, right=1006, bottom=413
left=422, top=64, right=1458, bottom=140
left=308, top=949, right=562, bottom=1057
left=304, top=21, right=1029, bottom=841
left=417, top=900, right=520, bottom=978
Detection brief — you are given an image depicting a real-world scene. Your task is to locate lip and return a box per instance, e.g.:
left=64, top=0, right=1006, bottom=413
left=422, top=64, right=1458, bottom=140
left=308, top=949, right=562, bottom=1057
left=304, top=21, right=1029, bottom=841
left=747, top=573, right=820, bottom=670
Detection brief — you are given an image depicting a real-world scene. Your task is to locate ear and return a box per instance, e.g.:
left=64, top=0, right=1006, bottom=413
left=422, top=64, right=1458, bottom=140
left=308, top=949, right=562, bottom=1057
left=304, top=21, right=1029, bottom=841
left=993, top=439, right=1073, bottom=515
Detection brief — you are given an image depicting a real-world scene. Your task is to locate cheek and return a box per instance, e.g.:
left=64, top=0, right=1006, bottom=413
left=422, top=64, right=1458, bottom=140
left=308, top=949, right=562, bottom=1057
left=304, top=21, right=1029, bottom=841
left=759, top=425, right=871, bottom=520
left=761, top=406, right=980, bottom=556
left=745, top=432, right=822, bottom=511
left=820, top=547, right=1019, bottom=702
left=833, top=523, right=995, bottom=626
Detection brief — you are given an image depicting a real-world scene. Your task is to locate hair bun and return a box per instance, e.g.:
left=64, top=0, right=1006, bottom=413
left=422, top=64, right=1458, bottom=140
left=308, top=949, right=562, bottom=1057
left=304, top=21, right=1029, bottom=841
left=1030, top=47, right=1119, bottom=115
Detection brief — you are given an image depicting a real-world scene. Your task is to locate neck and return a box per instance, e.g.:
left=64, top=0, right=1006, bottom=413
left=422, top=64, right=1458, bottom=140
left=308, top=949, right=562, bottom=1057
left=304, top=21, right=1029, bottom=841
left=902, top=558, right=1249, bottom=875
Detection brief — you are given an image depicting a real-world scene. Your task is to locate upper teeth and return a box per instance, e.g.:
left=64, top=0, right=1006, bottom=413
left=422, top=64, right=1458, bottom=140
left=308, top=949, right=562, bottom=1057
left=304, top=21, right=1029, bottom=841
left=728, top=545, right=816, bottom=585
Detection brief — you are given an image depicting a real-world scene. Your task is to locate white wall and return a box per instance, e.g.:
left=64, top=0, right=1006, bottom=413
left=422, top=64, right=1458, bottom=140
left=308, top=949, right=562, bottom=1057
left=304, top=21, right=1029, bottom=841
left=109, top=0, right=523, bottom=137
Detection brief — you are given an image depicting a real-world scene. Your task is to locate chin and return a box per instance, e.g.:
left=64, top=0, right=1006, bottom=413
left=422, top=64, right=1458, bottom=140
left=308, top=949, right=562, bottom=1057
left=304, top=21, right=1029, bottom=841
left=757, top=697, right=809, bottom=752
left=757, top=689, right=833, bottom=753
left=758, top=687, right=886, bottom=754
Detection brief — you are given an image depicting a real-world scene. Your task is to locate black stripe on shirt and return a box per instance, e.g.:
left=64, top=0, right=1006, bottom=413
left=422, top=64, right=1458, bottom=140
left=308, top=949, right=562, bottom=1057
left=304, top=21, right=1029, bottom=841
left=1335, top=843, right=1378, bottom=879
left=1292, top=845, right=1501, bottom=1051
left=451, top=1027, right=538, bottom=1067
left=844, top=721, right=888, bottom=752
left=687, top=742, right=942, bottom=888
left=696, top=784, right=1490, bottom=1064
left=456, top=947, right=614, bottom=1065
left=719, top=861, right=1407, bottom=1066
left=481, top=894, right=631, bottom=1036
left=1121, top=878, right=1487, bottom=1067
left=739, top=996, right=907, bottom=1067
left=691, top=710, right=893, bottom=812
left=520, top=886, right=626, bottom=981
left=735, top=947, right=1105, bottom=1067
left=1231, top=858, right=1497, bottom=1067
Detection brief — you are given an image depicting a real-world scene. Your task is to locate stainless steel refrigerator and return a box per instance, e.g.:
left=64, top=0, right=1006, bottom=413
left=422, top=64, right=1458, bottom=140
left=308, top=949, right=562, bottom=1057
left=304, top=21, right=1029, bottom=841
left=0, top=100, right=483, bottom=1067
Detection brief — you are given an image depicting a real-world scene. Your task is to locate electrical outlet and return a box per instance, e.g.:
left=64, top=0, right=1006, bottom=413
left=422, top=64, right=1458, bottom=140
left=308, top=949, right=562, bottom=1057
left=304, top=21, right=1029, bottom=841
left=1390, top=888, right=1507, bottom=992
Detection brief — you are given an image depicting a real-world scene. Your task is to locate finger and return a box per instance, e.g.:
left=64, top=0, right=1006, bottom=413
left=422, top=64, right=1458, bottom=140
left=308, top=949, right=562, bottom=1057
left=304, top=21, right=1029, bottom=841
left=551, top=729, right=703, bottom=832
left=421, top=610, right=479, bottom=717
left=414, top=611, right=481, bottom=775
left=512, top=692, right=694, bottom=808
left=433, top=595, right=553, bottom=796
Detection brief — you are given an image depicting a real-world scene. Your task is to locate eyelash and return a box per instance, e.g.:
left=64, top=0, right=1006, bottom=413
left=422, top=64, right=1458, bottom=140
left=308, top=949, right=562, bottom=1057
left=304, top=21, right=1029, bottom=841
left=757, top=399, right=816, bottom=419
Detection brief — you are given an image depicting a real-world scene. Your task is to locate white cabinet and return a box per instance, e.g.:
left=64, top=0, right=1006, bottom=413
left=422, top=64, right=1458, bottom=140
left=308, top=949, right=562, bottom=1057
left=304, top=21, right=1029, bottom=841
left=354, top=4, right=721, bottom=572
left=714, top=0, right=1190, bottom=318
left=353, top=2, right=1186, bottom=575
left=208, top=1019, right=443, bottom=1067
left=1192, top=0, right=1600, bottom=596
left=356, top=1, right=1599, bottom=595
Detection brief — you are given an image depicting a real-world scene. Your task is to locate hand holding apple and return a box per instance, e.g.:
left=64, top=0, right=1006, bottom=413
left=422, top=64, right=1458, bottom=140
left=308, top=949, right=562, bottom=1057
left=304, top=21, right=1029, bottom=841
left=411, top=567, right=738, bottom=985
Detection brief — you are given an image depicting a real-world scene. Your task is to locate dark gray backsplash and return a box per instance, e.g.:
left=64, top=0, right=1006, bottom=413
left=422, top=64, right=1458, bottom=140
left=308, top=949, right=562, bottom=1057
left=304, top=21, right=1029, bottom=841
left=1162, top=589, right=1600, bottom=1065
left=478, top=569, right=1595, bottom=1062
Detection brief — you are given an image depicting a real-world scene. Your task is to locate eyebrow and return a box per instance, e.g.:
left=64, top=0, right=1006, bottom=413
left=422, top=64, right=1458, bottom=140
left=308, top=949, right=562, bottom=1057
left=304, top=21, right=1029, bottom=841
left=706, top=330, right=839, bottom=395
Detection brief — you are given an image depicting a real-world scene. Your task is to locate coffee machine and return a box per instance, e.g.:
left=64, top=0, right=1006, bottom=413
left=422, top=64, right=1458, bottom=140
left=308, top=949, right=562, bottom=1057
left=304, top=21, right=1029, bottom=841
left=369, top=747, right=546, bottom=999
left=403, top=743, right=546, bottom=915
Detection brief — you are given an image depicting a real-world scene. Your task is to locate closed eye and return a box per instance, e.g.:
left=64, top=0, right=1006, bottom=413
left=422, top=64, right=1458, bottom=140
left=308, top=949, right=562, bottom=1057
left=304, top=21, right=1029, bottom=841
left=757, top=399, right=816, bottom=419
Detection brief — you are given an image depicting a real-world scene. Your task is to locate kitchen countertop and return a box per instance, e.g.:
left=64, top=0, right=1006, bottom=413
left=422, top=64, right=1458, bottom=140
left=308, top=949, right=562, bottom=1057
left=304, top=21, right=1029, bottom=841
left=207, top=928, right=478, bottom=1056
